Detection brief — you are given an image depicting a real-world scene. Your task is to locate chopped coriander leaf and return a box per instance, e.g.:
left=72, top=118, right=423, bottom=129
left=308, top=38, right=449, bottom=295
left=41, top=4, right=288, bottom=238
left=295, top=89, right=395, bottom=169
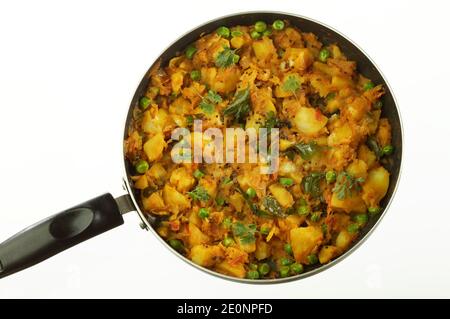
left=193, top=169, right=205, bottom=179
left=215, top=197, right=225, bottom=206
left=187, top=186, right=210, bottom=201
left=310, top=212, right=322, bottom=222
left=215, top=47, right=238, bottom=68
left=232, top=222, right=257, bottom=245
left=332, top=172, right=365, bottom=200
left=282, top=75, right=300, bottom=94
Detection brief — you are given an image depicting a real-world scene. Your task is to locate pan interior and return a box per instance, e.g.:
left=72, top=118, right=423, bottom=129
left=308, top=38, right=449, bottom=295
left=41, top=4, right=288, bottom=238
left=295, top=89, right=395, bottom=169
left=122, top=12, right=402, bottom=283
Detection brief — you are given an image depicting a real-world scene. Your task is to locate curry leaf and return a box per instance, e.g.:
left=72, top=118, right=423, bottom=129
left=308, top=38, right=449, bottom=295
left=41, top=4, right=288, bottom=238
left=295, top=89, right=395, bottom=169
left=223, top=87, right=251, bottom=123
left=294, top=142, right=322, bottom=160
left=262, top=196, right=286, bottom=217
left=302, top=172, right=325, bottom=198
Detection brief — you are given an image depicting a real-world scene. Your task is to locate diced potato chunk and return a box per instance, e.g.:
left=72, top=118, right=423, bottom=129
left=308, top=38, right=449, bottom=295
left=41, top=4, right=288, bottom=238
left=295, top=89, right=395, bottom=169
left=255, top=239, right=271, bottom=260
left=252, top=37, right=276, bottom=62
left=216, top=261, right=246, bottom=278
left=290, top=226, right=323, bottom=263
left=328, top=123, right=353, bottom=146
left=294, top=106, right=328, bottom=136
left=269, top=184, right=294, bottom=208
left=163, top=184, right=190, bottom=213
left=171, top=71, right=185, bottom=93
left=142, top=108, right=170, bottom=135
left=188, top=223, right=210, bottom=247
left=284, top=48, right=313, bottom=71
left=319, top=245, right=339, bottom=264
left=170, top=167, right=195, bottom=192
left=362, top=166, right=390, bottom=207
left=143, top=133, right=166, bottom=162
left=237, top=238, right=256, bottom=253
left=190, top=244, right=223, bottom=267
left=142, top=192, right=166, bottom=213
left=134, top=175, right=148, bottom=190
left=228, top=192, right=245, bottom=212
left=335, top=230, right=354, bottom=251
left=346, top=159, right=368, bottom=180
left=330, top=192, right=366, bottom=213
left=358, top=144, right=377, bottom=169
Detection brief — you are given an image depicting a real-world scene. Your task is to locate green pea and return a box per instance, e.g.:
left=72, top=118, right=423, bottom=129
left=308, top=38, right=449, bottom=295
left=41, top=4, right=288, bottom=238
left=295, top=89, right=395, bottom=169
left=254, top=21, right=267, bottom=33
left=186, top=115, right=194, bottom=126
left=231, top=30, right=243, bottom=37
left=222, top=237, right=234, bottom=247
left=279, top=177, right=294, bottom=187
left=149, top=86, right=159, bottom=96
left=216, top=26, right=230, bottom=38
left=232, top=54, right=240, bottom=64
left=368, top=207, right=381, bottom=215
left=262, top=29, right=272, bottom=37
left=168, top=239, right=184, bottom=252
left=325, top=170, right=336, bottom=183
left=374, top=100, right=383, bottom=109
left=215, top=197, right=225, bottom=206
left=290, top=263, right=304, bottom=274
left=135, top=160, right=149, bottom=174
left=246, top=187, right=256, bottom=198
left=198, top=208, right=209, bottom=219
left=382, top=145, right=394, bottom=156
left=185, top=46, right=197, bottom=59
left=363, top=81, right=375, bottom=91
left=355, top=213, right=368, bottom=226
left=250, top=30, right=261, bottom=39
left=284, top=243, right=293, bottom=255
left=307, top=254, right=318, bottom=265
left=190, top=70, right=201, bottom=81
left=279, top=266, right=290, bottom=278
left=310, top=212, right=322, bottom=222
left=222, top=216, right=232, bottom=228
left=298, top=205, right=310, bottom=216
left=260, top=226, right=270, bottom=235
left=139, top=96, right=151, bottom=110
left=258, top=263, right=270, bottom=276
left=272, top=20, right=285, bottom=31
left=247, top=269, right=260, bottom=279
left=319, top=48, right=330, bottom=62
left=347, top=223, right=359, bottom=234
left=280, top=257, right=293, bottom=266
left=193, top=169, right=205, bottom=179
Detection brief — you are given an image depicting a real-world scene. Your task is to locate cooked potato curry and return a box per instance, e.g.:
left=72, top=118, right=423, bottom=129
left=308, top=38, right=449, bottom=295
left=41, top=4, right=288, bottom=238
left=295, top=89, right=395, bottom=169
left=125, top=20, right=393, bottom=279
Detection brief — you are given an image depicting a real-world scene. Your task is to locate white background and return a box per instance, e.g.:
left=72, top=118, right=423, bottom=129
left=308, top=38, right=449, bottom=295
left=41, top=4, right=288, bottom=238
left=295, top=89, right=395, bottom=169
left=0, top=0, right=448, bottom=298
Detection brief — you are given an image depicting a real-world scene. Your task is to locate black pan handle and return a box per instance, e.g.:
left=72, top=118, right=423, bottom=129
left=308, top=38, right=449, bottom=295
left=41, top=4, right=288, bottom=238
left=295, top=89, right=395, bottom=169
left=0, top=193, right=125, bottom=279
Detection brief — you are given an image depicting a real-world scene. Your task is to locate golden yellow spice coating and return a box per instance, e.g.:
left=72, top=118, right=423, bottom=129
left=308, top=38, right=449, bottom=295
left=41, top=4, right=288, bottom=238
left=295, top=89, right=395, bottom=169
left=124, top=20, right=393, bottom=279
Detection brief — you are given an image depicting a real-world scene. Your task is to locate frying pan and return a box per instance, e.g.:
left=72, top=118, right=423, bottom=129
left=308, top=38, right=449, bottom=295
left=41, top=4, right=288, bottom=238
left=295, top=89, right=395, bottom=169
left=0, top=11, right=403, bottom=283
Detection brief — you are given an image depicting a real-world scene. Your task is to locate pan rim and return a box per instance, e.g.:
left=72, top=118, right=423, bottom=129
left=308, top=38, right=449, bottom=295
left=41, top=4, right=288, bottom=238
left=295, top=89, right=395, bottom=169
left=121, top=10, right=404, bottom=284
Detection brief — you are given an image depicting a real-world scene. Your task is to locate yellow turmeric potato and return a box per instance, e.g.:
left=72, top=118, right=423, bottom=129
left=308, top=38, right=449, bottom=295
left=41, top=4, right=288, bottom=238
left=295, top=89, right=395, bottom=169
left=252, top=36, right=277, bottom=62
left=328, top=123, right=353, bottom=146
left=330, top=192, right=367, bottom=213
left=358, top=144, right=377, bottom=169
left=190, top=244, right=223, bottom=267
left=255, top=239, right=271, bottom=260
left=163, top=184, right=190, bottom=214
left=284, top=48, right=314, bottom=71
left=215, top=260, right=246, bottom=278
left=269, top=184, right=294, bottom=208
left=228, top=192, right=245, bottom=212
left=362, top=166, right=390, bottom=208
left=335, top=230, right=355, bottom=251
left=148, top=162, right=167, bottom=181
left=169, top=167, right=195, bottom=192
left=346, top=159, right=368, bottom=180
left=188, top=223, right=210, bottom=247
left=142, top=108, right=170, bottom=135
left=171, top=71, right=185, bottom=93
left=142, top=192, right=166, bottom=212
left=290, top=226, right=323, bottom=263
left=294, top=106, right=328, bottom=136
left=318, top=245, right=339, bottom=264
left=143, top=133, right=166, bottom=162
